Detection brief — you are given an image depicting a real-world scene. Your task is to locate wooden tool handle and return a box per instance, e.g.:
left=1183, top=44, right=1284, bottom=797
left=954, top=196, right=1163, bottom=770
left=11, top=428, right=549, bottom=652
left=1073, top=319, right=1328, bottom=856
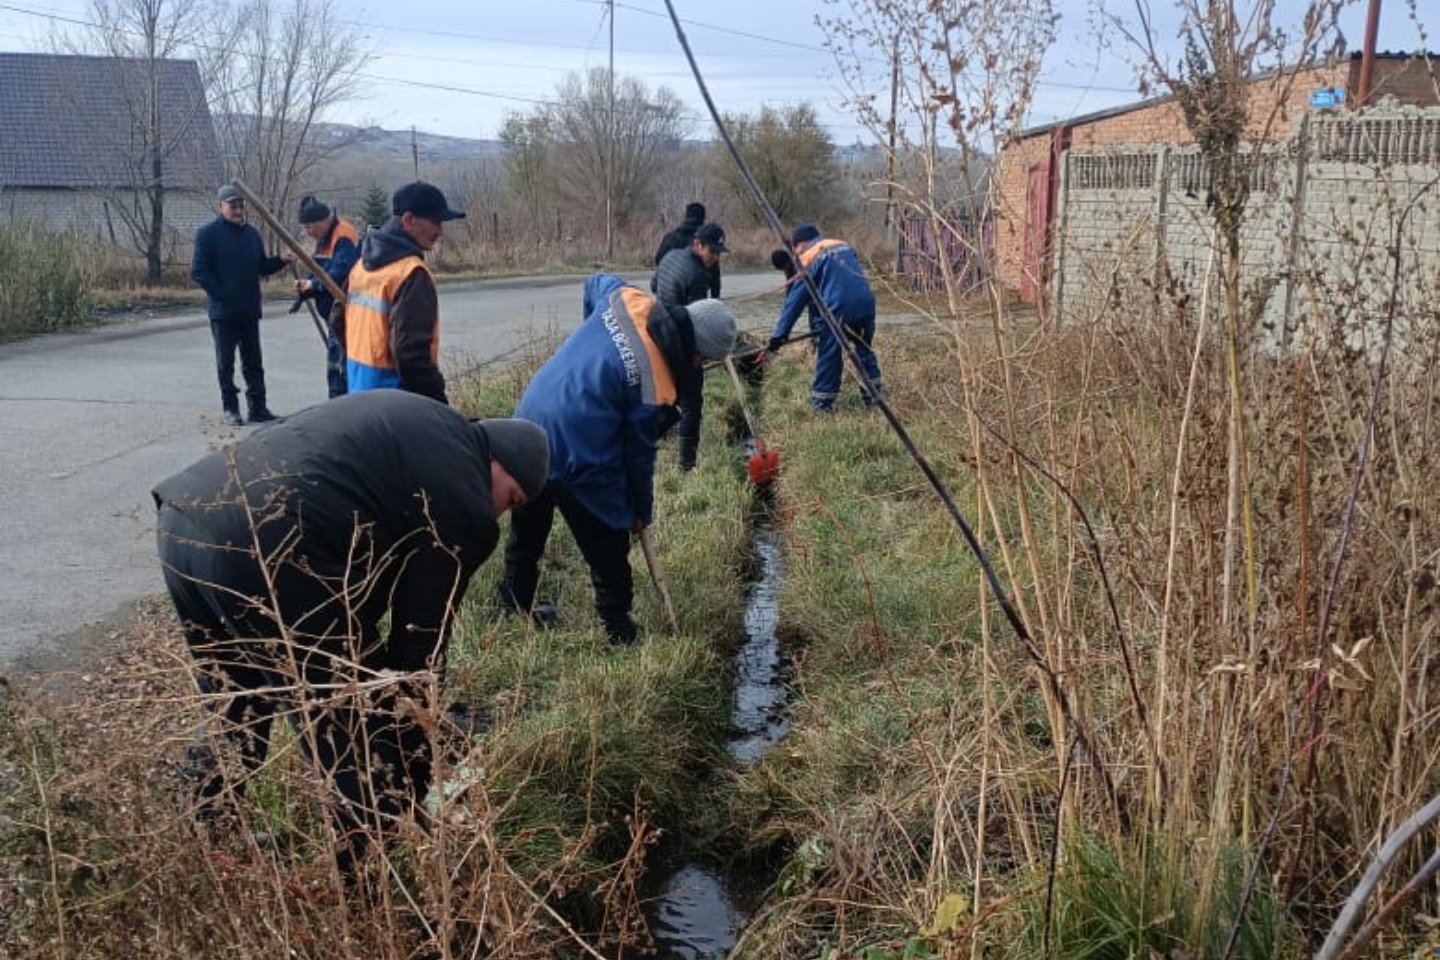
left=637, top=527, right=680, bottom=635
left=230, top=179, right=348, bottom=307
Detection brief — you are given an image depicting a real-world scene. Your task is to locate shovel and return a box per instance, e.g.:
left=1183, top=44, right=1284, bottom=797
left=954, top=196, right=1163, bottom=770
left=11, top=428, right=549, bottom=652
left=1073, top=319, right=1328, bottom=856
left=637, top=527, right=680, bottom=634
left=723, top=355, right=779, bottom=486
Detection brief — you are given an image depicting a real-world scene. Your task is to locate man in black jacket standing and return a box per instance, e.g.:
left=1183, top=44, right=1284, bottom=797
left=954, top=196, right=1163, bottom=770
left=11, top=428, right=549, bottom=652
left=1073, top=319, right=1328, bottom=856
left=651, top=222, right=728, bottom=471
left=654, top=201, right=720, bottom=298
left=190, top=184, right=294, bottom=426
left=155, top=390, right=549, bottom=874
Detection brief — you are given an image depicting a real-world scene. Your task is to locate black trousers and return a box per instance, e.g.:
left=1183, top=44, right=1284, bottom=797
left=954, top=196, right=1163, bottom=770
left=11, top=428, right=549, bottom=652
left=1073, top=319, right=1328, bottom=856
left=676, top=368, right=705, bottom=470
left=157, top=504, right=433, bottom=872
left=499, top=484, right=634, bottom=635
left=210, top=317, right=267, bottom=414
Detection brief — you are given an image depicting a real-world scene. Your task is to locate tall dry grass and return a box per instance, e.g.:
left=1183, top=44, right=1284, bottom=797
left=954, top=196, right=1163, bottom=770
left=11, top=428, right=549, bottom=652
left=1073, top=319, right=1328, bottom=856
left=717, top=206, right=1438, bottom=957
left=0, top=220, right=94, bottom=338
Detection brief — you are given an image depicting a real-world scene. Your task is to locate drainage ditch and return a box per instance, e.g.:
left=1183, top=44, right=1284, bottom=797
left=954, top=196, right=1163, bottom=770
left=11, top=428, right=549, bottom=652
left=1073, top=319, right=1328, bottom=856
left=640, top=487, right=791, bottom=959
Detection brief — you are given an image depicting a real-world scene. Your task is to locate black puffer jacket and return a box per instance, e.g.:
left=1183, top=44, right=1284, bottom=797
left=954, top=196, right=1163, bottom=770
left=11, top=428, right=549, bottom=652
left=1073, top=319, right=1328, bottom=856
left=653, top=215, right=720, bottom=297
left=651, top=247, right=712, bottom=307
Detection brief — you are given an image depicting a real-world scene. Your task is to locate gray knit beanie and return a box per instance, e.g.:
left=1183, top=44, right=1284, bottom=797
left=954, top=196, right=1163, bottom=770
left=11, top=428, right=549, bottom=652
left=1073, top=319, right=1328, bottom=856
left=686, top=299, right=737, bottom=361
left=476, top=418, right=550, bottom=500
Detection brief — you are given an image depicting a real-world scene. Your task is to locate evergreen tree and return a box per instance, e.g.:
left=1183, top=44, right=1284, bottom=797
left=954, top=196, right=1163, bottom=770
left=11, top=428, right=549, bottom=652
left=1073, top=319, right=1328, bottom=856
left=360, top=185, right=390, bottom=227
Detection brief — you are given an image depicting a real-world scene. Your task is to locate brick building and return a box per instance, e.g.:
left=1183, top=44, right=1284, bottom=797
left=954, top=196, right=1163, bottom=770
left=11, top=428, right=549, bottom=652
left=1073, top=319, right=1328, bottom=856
left=996, top=53, right=1439, bottom=304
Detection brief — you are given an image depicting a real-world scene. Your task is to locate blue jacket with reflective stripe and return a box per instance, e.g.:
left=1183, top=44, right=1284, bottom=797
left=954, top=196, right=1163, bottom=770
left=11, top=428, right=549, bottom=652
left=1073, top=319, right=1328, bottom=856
left=772, top=237, right=876, bottom=341
left=518, top=274, right=692, bottom=528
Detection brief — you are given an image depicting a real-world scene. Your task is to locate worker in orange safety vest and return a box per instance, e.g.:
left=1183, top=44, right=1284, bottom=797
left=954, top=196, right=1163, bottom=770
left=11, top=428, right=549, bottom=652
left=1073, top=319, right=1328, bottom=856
left=333, top=181, right=464, bottom=404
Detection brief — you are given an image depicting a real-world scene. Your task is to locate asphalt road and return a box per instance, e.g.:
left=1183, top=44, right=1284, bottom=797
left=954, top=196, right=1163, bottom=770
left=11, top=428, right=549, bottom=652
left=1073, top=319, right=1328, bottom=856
left=0, top=270, right=780, bottom=670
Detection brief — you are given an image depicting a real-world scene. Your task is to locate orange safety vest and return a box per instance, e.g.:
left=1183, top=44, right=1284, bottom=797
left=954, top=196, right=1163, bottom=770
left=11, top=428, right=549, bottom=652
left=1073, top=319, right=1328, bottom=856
left=614, top=286, right=678, bottom=405
left=344, top=256, right=436, bottom=387
left=797, top=236, right=848, bottom=270
left=315, top=217, right=359, bottom=259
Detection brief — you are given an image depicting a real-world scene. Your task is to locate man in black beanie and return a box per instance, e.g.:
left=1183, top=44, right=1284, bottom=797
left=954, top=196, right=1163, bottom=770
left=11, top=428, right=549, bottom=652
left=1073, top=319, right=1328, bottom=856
left=651, top=222, right=729, bottom=470
left=155, top=390, right=548, bottom=874
left=294, top=194, right=360, bottom=398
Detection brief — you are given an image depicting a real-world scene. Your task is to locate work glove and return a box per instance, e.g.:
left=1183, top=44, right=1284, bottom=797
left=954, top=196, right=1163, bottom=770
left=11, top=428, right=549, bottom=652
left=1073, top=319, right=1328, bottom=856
left=766, top=336, right=787, bottom=354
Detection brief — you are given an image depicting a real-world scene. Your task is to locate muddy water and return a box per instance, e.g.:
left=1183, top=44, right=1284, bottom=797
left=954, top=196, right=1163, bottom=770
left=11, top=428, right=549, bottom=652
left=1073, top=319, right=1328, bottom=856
left=642, top=506, right=789, bottom=958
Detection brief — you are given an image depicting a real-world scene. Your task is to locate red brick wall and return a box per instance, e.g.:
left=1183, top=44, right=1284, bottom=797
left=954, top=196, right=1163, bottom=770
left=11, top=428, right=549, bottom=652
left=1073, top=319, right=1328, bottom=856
left=994, top=134, right=1054, bottom=302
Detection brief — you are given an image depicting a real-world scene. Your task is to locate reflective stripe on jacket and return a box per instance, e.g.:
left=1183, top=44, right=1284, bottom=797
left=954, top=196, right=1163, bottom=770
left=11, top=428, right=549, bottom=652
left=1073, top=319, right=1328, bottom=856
left=344, top=256, right=433, bottom=392
left=516, top=274, right=686, bottom=528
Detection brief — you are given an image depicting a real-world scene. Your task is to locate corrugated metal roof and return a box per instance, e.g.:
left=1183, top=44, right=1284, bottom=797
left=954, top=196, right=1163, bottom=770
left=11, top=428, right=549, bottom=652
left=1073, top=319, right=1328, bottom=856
left=0, top=52, right=222, bottom=190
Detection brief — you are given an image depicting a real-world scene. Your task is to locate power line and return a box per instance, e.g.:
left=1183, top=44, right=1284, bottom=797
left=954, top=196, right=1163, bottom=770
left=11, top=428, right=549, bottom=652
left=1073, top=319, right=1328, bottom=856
left=0, top=0, right=1136, bottom=136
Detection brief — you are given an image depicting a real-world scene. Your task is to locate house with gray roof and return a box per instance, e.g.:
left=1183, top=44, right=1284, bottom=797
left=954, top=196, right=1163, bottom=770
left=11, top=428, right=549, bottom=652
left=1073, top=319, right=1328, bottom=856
left=0, top=52, right=223, bottom=269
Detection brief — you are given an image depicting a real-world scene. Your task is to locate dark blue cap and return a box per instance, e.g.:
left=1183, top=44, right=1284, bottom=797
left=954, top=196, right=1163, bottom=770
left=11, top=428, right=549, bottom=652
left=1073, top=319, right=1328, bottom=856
left=392, top=181, right=466, bottom=221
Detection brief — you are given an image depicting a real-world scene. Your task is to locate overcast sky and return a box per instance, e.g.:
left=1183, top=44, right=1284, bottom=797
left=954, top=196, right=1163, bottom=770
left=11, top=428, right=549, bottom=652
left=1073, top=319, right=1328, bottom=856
left=0, top=0, right=1432, bottom=142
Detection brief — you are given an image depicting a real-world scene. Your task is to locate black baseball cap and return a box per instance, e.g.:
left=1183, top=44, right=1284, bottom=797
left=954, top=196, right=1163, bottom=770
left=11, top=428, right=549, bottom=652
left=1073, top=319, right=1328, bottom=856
left=392, top=181, right=466, bottom=221
left=696, top=223, right=727, bottom=253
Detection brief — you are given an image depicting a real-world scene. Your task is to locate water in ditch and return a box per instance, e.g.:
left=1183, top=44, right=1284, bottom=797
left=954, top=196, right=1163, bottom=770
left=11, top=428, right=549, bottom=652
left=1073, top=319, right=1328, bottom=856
left=640, top=494, right=790, bottom=959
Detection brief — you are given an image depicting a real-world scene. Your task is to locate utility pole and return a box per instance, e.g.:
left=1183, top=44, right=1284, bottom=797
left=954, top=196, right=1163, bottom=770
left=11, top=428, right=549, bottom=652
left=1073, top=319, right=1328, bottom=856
left=606, top=0, right=615, bottom=263
left=411, top=126, right=420, bottom=179
left=884, top=33, right=899, bottom=235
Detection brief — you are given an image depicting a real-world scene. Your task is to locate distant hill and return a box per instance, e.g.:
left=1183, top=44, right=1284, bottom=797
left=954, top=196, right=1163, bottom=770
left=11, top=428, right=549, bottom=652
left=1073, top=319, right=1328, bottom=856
left=218, top=117, right=900, bottom=221
left=311, top=121, right=505, bottom=163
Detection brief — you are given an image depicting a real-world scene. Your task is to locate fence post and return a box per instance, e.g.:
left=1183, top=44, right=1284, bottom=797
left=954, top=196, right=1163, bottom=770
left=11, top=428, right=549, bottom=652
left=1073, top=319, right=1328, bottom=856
left=1280, top=111, right=1312, bottom=349
left=1153, top=147, right=1171, bottom=324
left=1050, top=147, right=1072, bottom=331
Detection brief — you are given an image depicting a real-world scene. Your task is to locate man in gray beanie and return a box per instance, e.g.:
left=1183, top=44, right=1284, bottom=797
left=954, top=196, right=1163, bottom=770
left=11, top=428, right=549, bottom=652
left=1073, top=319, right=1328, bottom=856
left=499, top=272, right=736, bottom=645
left=154, top=389, right=547, bottom=874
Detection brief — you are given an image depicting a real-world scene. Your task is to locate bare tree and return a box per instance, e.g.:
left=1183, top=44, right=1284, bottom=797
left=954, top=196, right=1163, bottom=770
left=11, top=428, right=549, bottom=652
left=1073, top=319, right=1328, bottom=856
left=499, top=110, right=557, bottom=240
left=207, top=0, right=363, bottom=228
left=62, top=0, right=213, bottom=282
left=823, top=0, right=1057, bottom=312
left=545, top=67, right=690, bottom=230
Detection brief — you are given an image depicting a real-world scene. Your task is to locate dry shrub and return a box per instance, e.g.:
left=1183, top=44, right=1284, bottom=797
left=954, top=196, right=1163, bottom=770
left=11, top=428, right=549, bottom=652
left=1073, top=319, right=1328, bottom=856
left=0, top=603, right=658, bottom=960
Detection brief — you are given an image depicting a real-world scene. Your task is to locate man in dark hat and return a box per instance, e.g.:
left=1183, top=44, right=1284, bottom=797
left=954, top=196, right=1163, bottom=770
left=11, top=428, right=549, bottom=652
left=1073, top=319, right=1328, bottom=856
left=332, top=181, right=465, bottom=404
left=190, top=183, right=296, bottom=426
left=293, top=194, right=360, bottom=398
left=651, top=221, right=730, bottom=470
left=767, top=222, right=884, bottom=412
left=154, top=389, right=548, bottom=873
left=654, top=201, right=720, bottom=298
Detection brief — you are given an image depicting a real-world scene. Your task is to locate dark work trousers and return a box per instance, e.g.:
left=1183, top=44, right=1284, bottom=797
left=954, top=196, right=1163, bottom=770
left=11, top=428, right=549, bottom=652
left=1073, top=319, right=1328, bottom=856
left=324, top=319, right=348, bottom=399
left=156, top=503, right=434, bottom=875
left=675, top=368, right=705, bottom=471
left=811, top=315, right=882, bottom=410
left=499, top=484, right=635, bottom=638
left=210, top=316, right=268, bottom=415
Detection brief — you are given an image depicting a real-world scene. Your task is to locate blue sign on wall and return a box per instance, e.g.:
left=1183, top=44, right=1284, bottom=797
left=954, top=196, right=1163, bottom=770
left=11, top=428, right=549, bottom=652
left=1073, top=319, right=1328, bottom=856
left=1311, top=87, right=1346, bottom=108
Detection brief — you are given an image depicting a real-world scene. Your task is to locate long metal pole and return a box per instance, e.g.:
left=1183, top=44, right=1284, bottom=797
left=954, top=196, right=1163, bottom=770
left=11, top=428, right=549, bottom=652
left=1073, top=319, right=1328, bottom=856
left=606, top=0, right=615, bottom=263
left=1356, top=0, right=1382, bottom=108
